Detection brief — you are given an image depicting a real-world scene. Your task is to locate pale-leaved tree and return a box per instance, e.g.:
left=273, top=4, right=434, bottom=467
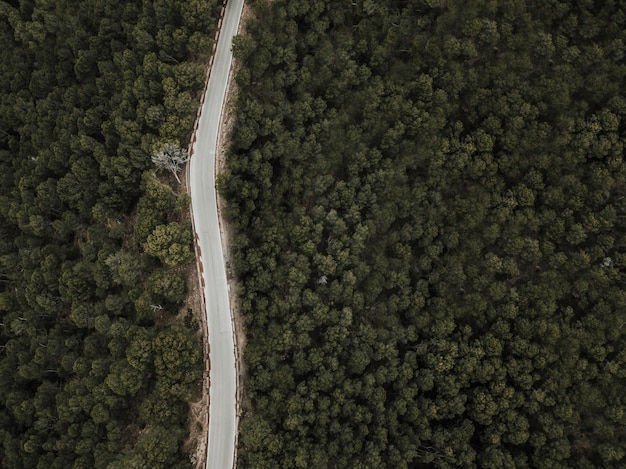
left=151, top=142, right=189, bottom=183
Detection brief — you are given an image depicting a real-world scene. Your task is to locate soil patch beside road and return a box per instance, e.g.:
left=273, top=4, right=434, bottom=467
left=215, top=0, right=252, bottom=393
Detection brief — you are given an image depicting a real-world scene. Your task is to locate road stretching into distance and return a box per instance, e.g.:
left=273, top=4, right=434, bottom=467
left=188, top=0, right=244, bottom=468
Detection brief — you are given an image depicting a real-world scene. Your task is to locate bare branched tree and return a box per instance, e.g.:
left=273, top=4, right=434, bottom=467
left=152, top=142, right=189, bottom=184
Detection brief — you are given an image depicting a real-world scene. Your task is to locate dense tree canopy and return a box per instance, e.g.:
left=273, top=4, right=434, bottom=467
left=224, top=1, right=626, bottom=468
left=0, top=0, right=218, bottom=466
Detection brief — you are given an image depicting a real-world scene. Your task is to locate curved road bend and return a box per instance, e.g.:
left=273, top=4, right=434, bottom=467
left=188, top=0, right=244, bottom=468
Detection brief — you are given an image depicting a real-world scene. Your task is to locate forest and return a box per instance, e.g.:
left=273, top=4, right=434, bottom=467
left=0, top=0, right=220, bottom=467
left=223, top=0, right=626, bottom=467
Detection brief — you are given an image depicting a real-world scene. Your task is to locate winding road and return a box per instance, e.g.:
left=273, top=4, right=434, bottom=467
left=188, top=1, right=244, bottom=468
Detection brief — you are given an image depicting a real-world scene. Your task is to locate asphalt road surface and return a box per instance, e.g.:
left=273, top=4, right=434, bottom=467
left=189, top=1, right=244, bottom=468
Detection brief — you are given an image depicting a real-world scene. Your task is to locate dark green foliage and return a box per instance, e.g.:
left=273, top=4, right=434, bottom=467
left=146, top=222, right=195, bottom=266
left=0, top=0, right=217, bottom=466
left=148, top=269, right=188, bottom=305
left=227, top=0, right=626, bottom=467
